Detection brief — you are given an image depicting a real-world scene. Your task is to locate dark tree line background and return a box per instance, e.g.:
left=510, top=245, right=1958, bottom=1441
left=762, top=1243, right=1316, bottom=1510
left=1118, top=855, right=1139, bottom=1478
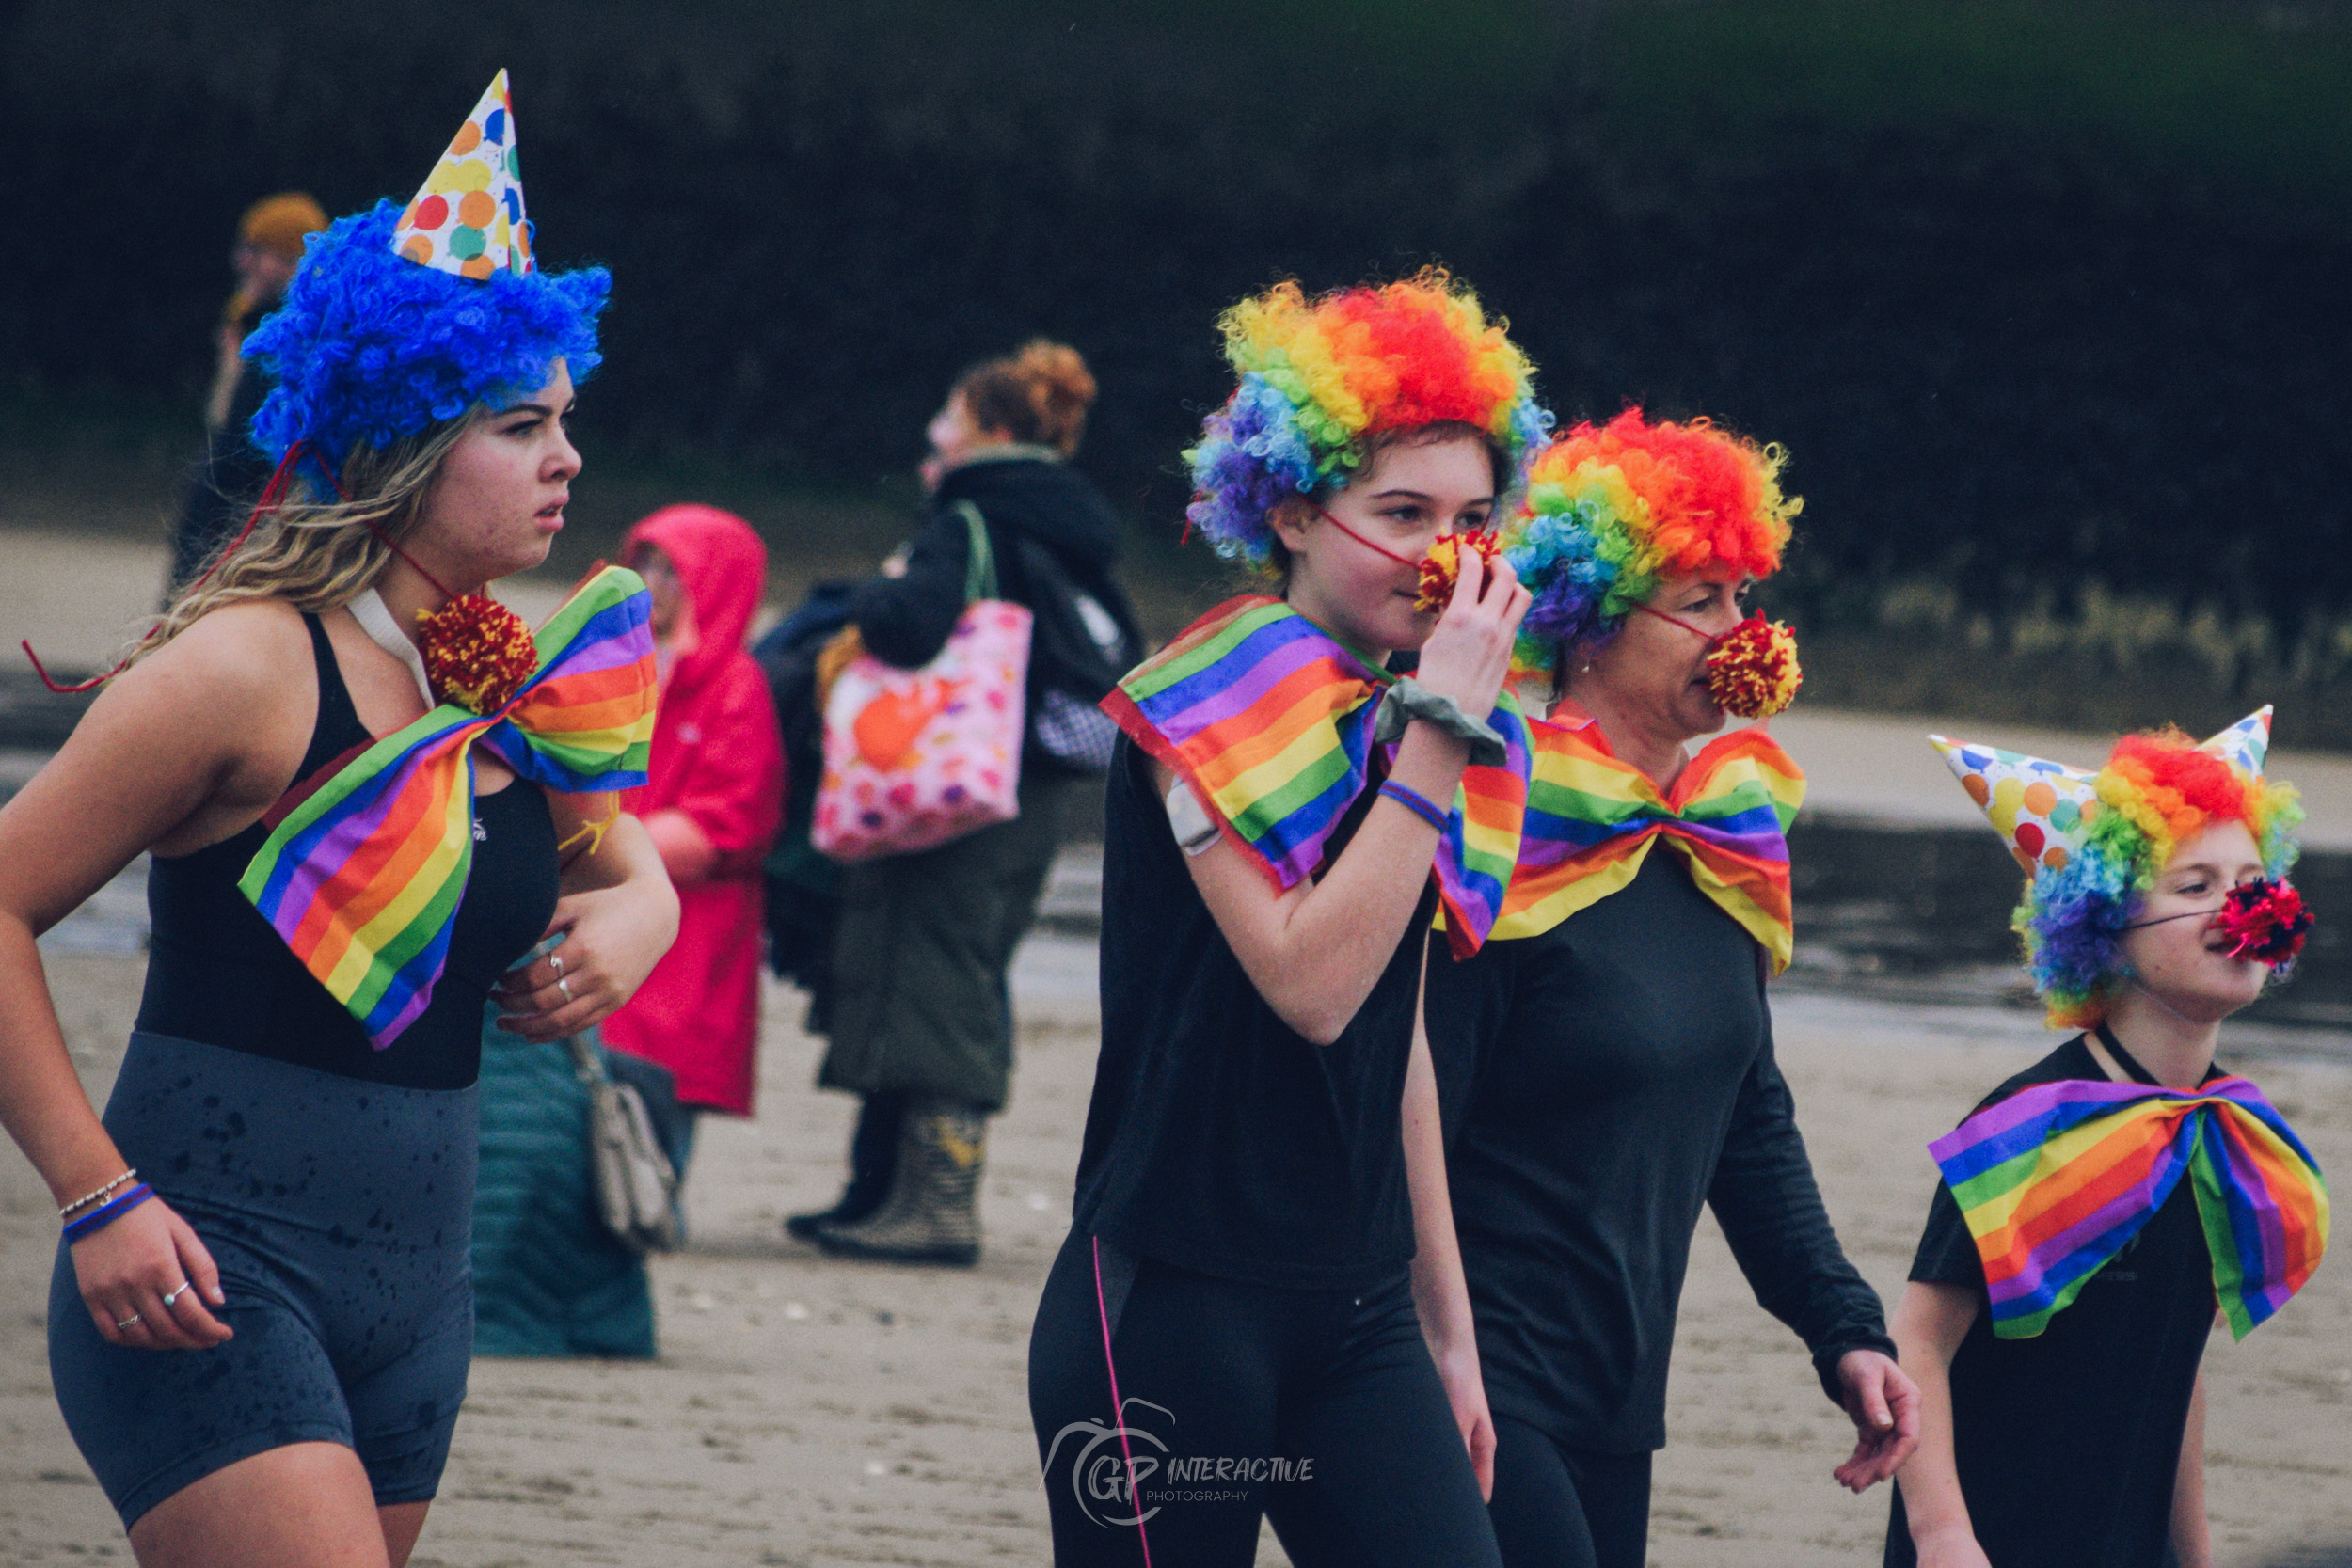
left=4, top=0, right=2350, bottom=660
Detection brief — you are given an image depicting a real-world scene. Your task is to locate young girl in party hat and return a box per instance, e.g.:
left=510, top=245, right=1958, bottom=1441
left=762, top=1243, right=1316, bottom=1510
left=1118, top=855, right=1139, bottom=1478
left=0, top=73, right=675, bottom=1563
left=1889, top=711, right=2328, bottom=1568
left=1027, top=272, right=1544, bottom=1566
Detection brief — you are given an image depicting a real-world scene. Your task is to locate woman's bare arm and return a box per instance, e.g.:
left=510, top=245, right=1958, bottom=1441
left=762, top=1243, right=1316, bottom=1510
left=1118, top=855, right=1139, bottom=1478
left=1168, top=556, right=1525, bottom=1044
left=0, top=604, right=312, bottom=1350
left=491, top=797, right=679, bottom=1040
left=0, top=604, right=310, bottom=1202
left=1167, top=719, right=1469, bottom=1045
left=1402, top=954, right=1493, bottom=1497
left=1889, top=1280, right=1991, bottom=1567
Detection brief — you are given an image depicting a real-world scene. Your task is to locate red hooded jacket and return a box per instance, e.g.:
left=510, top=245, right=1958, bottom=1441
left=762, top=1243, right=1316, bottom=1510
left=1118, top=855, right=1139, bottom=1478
left=602, top=506, right=785, bottom=1115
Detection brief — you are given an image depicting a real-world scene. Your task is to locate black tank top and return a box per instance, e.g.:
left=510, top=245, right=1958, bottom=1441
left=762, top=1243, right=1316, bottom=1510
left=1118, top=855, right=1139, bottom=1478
left=136, top=613, right=558, bottom=1089
left=1071, top=734, right=1430, bottom=1290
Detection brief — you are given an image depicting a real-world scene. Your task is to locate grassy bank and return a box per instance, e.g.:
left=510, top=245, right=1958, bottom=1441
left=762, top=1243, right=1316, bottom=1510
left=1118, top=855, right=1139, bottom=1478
left=8, top=388, right=2345, bottom=752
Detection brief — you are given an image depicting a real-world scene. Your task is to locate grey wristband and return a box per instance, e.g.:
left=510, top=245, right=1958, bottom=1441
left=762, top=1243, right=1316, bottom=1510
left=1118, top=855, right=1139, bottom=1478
left=1374, top=676, right=1508, bottom=767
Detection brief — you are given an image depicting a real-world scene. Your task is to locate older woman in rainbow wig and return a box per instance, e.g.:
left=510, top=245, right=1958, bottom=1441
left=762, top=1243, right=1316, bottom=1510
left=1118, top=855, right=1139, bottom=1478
left=1029, top=272, right=1541, bottom=1566
left=1422, top=410, right=1918, bottom=1568
left=1888, top=713, right=2325, bottom=1568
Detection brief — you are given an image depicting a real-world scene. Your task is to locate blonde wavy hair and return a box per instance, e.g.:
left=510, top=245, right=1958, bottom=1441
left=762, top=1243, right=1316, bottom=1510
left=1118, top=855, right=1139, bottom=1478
left=130, top=413, right=484, bottom=670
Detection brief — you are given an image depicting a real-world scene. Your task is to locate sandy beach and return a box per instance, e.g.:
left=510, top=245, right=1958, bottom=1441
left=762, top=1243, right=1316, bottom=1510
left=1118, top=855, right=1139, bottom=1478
left=1, top=937, right=2345, bottom=1567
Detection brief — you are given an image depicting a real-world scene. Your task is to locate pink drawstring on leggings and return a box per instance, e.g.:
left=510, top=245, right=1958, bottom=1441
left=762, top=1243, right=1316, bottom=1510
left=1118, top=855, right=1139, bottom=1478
left=1092, top=1235, right=1154, bottom=1567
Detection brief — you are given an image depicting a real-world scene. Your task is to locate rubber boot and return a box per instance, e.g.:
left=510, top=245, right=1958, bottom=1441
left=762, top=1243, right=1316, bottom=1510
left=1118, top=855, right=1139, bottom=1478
left=786, top=1092, right=905, bottom=1241
left=812, top=1098, right=985, bottom=1266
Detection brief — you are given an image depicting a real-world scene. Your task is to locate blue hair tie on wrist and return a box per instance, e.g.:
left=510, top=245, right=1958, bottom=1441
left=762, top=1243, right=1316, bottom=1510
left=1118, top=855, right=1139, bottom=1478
left=63, top=1183, right=154, bottom=1244
left=1378, top=780, right=1450, bottom=834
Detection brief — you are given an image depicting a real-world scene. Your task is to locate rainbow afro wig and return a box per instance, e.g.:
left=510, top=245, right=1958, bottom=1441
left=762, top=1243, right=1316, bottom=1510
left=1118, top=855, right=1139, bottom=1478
left=244, top=201, right=610, bottom=465
left=2017, top=729, right=2303, bottom=1027
left=1183, top=271, right=1550, bottom=568
left=1502, top=409, right=1799, bottom=669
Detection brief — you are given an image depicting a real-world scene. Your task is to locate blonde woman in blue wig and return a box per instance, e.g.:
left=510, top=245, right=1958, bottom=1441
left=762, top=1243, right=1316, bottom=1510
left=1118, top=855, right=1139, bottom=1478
left=1028, top=273, right=1544, bottom=1566
left=0, top=78, right=675, bottom=1567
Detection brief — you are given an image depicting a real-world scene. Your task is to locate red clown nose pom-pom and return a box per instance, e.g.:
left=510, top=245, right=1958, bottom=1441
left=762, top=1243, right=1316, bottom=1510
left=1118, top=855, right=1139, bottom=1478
left=1705, top=615, right=1803, bottom=720
left=416, top=594, right=540, bottom=714
left=1416, top=532, right=1503, bottom=614
left=2217, top=879, right=2313, bottom=968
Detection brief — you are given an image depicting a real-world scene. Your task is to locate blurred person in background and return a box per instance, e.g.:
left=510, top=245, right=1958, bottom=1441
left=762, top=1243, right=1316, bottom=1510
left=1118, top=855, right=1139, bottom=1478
left=799, top=340, right=1141, bottom=1266
left=601, top=505, right=787, bottom=1185
left=167, top=192, right=329, bottom=595
left=469, top=991, right=661, bottom=1360
left=752, top=578, right=859, bottom=1037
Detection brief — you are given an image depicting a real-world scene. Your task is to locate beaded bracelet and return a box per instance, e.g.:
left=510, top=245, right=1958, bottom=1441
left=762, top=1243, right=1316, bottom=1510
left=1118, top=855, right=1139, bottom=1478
left=62, top=1183, right=154, bottom=1244
left=1377, top=780, right=1451, bottom=834
left=57, top=1168, right=135, bottom=1220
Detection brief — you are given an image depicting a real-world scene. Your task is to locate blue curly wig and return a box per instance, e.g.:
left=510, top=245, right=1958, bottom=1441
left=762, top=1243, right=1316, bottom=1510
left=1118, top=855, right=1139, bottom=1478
left=242, top=201, right=610, bottom=464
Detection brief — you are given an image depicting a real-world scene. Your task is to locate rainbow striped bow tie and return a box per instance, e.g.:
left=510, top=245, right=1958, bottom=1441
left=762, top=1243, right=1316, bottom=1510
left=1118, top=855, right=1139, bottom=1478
left=1932, top=1072, right=2329, bottom=1339
left=240, top=566, right=657, bottom=1047
left=1491, top=718, right=1804, bottom=966
left=1100, top=595, right=1531, bottom=957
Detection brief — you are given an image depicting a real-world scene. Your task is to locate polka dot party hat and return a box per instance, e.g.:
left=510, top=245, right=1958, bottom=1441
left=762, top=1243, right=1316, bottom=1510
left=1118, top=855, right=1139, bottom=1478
left=1930, top=706, right=2278, bottom=875
left=2197, top=705, right=2274, bottom=780
left=1929, top=735, right=2103, bottom=875
left=393, top=70, right=532, bottom=280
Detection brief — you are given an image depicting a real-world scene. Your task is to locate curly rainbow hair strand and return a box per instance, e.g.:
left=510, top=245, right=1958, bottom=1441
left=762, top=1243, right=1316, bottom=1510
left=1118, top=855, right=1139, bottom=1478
left=2018, top=729, right=2304, bottom=1026
left=1184, top=272, right=1549, bottom=566
left=1502, top=410, right=1800, bottom=669
left=244, top=201, right=611, bottom=464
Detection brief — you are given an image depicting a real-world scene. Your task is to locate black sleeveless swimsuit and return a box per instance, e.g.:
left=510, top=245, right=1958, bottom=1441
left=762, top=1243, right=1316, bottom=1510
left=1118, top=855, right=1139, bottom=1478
left=50, top=612, right=559, bottom=1527
left=137, top=612, right=556, bottom=1088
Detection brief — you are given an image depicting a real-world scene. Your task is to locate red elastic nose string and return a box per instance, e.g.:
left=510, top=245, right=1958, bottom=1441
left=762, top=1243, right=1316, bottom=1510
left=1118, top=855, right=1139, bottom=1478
left=1310, top=502, right=1495, bottom=570
left=1637, top=601, right=1769, bottom=648
left=1633, top=600, right=1753, bottom=649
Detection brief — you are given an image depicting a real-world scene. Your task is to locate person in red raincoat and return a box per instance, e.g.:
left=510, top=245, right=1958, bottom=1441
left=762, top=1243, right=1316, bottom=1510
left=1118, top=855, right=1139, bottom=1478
left=603, top=505, right=786, bottom=1164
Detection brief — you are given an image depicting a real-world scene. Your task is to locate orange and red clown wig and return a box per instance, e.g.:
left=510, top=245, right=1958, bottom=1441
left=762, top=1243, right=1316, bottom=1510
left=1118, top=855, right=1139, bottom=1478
left=1183, top=271, right=1550, bottom=567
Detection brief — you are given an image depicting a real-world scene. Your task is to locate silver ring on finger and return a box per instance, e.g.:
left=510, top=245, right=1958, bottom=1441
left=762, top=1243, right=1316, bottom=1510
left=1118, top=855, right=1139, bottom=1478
left=558, top=975, right=573, bottom=1003
left=162, top=1282, right=190, bottom=1308
left=551, top=953, right=565, bottom=977
left=115, top=1313, right=142, bottom=1330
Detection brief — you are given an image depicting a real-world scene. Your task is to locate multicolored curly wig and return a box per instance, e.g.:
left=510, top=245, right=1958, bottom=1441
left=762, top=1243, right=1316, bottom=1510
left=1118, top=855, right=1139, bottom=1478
left=1501, top=409, right=1800, bottom=670
left=244, top=200, right=610, bottom=465
left=2020, top=730, right=2303, bottom=1027
left=1183, top=271, right=1550, bottom=568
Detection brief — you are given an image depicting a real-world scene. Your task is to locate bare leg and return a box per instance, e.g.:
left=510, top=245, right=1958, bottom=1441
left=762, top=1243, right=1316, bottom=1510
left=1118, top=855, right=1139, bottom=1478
left=127, top=1441, right=423, bottom=1568
left=378, top=1502, right=431, bottom=1568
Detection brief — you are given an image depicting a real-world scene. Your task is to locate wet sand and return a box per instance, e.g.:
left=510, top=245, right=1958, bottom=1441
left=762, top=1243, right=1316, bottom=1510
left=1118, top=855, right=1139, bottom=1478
left=1, top=945, right=2346, bottom=1566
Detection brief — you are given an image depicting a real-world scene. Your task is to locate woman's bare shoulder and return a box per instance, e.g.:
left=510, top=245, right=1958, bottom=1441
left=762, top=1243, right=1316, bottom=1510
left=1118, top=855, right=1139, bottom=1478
left=119, top=599, right=312, bottom=705
left=87, top=600, right=318, bottom=774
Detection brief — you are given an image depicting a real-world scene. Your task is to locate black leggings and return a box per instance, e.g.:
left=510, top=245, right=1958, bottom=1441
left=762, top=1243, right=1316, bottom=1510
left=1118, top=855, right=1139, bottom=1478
left=1028, top=1233, right=1502, bottom=1568
left=1486, top=1416, right=1652, bottom=1568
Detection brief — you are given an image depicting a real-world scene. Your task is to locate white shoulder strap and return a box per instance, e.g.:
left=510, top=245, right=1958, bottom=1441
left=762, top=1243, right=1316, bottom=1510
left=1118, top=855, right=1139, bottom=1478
left=350, top=588, right=437, bottom=709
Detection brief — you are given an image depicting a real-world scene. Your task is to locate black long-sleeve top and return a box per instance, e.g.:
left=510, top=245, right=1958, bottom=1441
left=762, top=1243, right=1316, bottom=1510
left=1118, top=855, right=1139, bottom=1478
left=850, top=452, right=1139, bottom=680
left=1424, top=848, right=1896, bottom=1453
